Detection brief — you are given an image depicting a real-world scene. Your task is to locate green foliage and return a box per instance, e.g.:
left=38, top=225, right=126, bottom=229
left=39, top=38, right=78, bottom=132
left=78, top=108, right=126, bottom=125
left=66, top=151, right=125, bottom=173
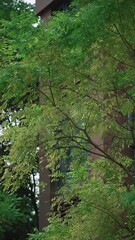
left=0, top=190, right=25, bottom=239
left=0, top=188, right=38, bottom=240
left=29, top=160, right=135, bottom=240
left=0, top=2, right=38, bottom=238
left=0, top=0, right=34, bottom=21
left=0, top=0, right=135, bottom=239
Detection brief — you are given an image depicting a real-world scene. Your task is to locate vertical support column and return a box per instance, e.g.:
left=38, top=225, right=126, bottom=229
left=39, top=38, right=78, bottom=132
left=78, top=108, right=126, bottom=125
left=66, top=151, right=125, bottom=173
left=37, top=1, right=70, bottom=230
left=38, top=75, right=51, bottom=230
left=38, top=6, right=52, bottom=230
left=39, top=156, right=56, bottom=230
left=39, top=144, right=51, bottom=230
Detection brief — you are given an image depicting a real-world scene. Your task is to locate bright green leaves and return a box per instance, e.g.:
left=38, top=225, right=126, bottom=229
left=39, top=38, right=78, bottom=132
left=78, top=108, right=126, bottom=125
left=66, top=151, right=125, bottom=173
left=121, top=100, right=134, bottom=116
left=0, top=0, right=135, bottom=239
left=0, top=104, right=43, bottom=190
left=0, top=11, right=40, bottom=107
left=30, top=158, right=135, bottom=240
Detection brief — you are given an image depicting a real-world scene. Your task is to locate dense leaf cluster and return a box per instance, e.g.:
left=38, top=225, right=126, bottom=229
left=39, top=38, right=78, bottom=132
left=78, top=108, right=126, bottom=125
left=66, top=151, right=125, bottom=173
left=0, top=1, right=38, bottom=239
left=0, top=0, right=135, bottom=239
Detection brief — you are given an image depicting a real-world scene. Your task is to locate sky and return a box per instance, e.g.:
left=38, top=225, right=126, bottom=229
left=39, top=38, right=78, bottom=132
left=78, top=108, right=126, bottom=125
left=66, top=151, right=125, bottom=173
left=24, top=0, right=35, bottom=4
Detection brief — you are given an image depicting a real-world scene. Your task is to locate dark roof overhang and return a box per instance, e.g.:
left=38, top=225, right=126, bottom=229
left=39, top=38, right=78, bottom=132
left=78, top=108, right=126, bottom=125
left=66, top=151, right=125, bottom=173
left=36, top=0, right=54, bottom=15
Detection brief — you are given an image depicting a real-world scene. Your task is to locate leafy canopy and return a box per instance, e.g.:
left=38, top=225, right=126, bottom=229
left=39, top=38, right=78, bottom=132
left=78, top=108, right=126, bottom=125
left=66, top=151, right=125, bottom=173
left=0, top=0, right=135, bottom=239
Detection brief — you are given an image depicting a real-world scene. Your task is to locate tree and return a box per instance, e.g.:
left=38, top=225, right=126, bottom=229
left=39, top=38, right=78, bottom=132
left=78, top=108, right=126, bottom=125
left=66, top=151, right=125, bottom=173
left=0, top=189, right=34, bottom=240
left=0, top=1, right=38, bottom=238
left=0, top=0, right=135, bottom=239
left=0, top=0, right=34, bottom=21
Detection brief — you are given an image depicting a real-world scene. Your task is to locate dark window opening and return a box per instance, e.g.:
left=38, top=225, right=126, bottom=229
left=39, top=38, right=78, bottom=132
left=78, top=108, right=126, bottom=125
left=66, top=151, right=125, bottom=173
left=52, top=0, right=71, bottom=12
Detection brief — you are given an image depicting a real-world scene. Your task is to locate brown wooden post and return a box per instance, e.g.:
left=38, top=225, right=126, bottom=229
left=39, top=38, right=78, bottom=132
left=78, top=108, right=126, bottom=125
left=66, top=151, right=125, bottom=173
left=36, top=1, right=57, bottom=230
left=36, top=0, right=54, bottom=229
left=38, top=73, right=54, bottom=230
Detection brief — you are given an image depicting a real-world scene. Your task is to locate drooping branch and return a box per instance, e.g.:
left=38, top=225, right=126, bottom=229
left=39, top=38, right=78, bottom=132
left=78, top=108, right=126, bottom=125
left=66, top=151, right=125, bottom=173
left=38, top=81, right=133, bottom=178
